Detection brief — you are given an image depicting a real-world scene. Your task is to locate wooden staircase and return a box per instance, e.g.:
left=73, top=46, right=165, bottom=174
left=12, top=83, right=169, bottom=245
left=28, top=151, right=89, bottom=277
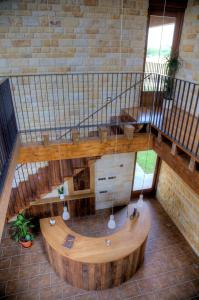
left=7, top=158, right=96, bottom=220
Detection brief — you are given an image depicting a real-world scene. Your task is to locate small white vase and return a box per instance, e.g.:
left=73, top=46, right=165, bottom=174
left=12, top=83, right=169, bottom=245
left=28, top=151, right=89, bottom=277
left=49, top=218, right=56, bottom=225
left=59, top=194, right=64, bottom=200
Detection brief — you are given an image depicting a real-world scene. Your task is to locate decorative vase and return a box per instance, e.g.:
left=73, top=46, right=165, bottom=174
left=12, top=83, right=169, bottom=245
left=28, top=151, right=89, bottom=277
left=49, top=218, right=56, bottom=225
left=59, top=194, right=64, bottom=200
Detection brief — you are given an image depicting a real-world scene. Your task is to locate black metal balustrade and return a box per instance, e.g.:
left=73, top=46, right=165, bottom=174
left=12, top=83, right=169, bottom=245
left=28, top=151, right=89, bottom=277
left=152, top=75, right=199, bottom=158
left=0, top=79, right=18, bottom=192
left=1, top=71, right=198, bottom=158
left=8, top=72, right=156, bottom=142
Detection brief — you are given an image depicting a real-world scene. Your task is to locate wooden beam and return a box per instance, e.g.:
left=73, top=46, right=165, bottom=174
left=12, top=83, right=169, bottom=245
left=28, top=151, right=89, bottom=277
left=171, top=143, right=177, bottom=156
left=0, top=136, right=20, bottom=241
left=18, top=134, right=152, bottom=163
left=152, top=125, right=199, bottom=163
left=157, top=132, right=162, bottom=144
left=153, top=137, right=199, bottom=195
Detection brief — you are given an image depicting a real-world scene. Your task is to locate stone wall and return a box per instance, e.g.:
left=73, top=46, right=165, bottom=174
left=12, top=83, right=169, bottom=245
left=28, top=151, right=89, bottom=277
left=156, top=161, right=199, bottom=256
left=178, top=0, right=199, bottom=83
left=0, top=0, right=148, bottom=75
left=95, top=152, right=135, bottom=209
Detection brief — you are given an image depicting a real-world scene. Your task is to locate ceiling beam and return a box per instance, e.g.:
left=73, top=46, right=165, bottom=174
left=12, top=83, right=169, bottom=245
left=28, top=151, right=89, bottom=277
left=17, top=134, right=152, bottom=163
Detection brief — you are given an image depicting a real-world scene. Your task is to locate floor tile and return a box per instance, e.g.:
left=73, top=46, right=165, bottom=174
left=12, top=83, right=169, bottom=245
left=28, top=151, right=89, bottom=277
left=0, top=198, right=198, bottom=300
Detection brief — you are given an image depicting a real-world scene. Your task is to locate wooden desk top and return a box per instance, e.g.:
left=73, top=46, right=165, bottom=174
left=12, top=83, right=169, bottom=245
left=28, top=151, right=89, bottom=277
left=40, top=202, right=150, bottom=264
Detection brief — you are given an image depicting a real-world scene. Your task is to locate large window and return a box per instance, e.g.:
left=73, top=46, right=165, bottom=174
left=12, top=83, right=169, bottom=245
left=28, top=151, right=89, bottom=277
left=133, top=150, right=157, bottom=191
left=146, top=15, right=176, bottom=64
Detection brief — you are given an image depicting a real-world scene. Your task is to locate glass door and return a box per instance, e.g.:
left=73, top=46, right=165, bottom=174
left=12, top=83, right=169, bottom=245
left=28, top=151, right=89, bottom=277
left=133, top=150, right=158, bottom=191
left=146, top=15, right=176, bottom=72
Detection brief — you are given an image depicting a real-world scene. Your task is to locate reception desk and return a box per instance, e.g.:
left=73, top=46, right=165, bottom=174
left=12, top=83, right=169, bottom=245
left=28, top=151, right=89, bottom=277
left=40, top=202, right=150, bottom=290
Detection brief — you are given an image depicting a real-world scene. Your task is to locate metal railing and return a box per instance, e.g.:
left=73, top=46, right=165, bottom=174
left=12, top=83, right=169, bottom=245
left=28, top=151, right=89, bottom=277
left=2, top=71, right=198, bottom=158
left=0, top=79, right=18, bottom=192
left=152, top=74, right=199, bottom=158
left=8, top=72, right=157, bottom=143
left=145, top=61, right=167, bottom=76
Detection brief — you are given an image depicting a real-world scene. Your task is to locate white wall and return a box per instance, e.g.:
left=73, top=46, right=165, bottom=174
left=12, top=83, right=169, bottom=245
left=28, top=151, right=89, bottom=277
left=95, top=152, right=135, bottom=210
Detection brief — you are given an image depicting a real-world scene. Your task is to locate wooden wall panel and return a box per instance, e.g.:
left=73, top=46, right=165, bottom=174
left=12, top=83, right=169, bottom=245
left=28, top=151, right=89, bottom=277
left=40, top=203, right=150, bottom=290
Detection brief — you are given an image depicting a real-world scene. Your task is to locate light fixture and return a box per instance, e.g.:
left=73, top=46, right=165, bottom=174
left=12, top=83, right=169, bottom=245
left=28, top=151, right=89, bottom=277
left=62, top=205, right=70, bottom=221
left=137, top=193, right=144, bottom=208
left=107, top=196, right=116, bottom=229
left=108, top=214, right=116, bottom=229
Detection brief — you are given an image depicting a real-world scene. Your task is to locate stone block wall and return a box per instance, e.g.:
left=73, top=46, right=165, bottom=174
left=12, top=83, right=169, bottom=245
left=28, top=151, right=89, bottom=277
left=156, top=161, right=199, bottom=256
left=0, top=0, right=148, bottom=75
left=178, top=0, right=199, bottom=83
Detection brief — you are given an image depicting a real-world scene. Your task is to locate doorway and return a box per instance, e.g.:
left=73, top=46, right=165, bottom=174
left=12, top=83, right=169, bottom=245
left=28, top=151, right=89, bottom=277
left=145, top=15, right=176, bottom=74
left=133, top=150, right=158, bottom=192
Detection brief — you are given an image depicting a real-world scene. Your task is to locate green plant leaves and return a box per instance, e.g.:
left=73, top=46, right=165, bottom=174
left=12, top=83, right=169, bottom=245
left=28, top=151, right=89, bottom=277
left=10, top=213, right=35, bottom=242
left=58, top=185, right=64, bottom=194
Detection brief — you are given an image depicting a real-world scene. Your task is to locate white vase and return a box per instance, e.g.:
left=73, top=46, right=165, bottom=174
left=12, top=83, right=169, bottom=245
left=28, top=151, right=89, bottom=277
left=49, top=218, right=56, bottom=225
left=62, top=206, right=70, bottom=221
left=59, top=194, right=64, bottom=200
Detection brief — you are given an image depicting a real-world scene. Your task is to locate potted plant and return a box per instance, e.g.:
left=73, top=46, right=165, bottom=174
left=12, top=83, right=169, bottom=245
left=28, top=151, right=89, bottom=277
left=10, top=213, right=35, bottom=248
left=164, top=52, right=183, bottom=101
left=58, top=185, right=64, bottom=200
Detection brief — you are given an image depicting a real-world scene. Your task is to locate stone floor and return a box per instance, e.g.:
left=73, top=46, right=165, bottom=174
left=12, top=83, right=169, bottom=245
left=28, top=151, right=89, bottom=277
left=0, top=197, right=199, bottom=300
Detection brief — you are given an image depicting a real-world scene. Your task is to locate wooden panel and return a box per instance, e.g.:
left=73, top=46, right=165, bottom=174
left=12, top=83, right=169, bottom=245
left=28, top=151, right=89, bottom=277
left=30, top=192, right=95, bottom=206
left=18, top=134, right=152, bottom=163
left=149, top=0, right=188, bottom=12
left=26, top=196, right=95, bottom=219
left=153, top=137, right=199, bottom=194
left=40, top=202, right=150, bottom=290
left=0, top=136, right=20, bottom=240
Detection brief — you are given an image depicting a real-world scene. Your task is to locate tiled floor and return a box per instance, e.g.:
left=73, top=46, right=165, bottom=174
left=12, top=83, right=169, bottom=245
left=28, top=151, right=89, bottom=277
left=0, top=197, right=199, bottom=300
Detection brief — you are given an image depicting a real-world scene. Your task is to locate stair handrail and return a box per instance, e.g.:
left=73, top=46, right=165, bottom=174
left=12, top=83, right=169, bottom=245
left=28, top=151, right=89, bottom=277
left=57, top=73, right=152, bottom=139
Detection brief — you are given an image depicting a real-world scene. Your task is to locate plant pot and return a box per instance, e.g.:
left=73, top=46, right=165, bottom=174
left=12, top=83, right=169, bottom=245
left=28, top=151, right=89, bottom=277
left=20, top=240, right=32, bottom=248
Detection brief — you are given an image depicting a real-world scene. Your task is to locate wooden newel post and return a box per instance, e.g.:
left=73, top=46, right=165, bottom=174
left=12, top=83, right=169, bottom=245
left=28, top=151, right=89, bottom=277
left=72, top=129, right=80, bottom=144
left=42, top=134, right=49, bottom=146
left=124, top=125, right=135, bottom=140
left=98, top=127, right=109, bottom=142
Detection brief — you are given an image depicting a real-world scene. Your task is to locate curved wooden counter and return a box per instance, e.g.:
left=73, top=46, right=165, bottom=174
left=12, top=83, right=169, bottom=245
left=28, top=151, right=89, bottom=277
left=40, top=202, right=150, bottom=290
